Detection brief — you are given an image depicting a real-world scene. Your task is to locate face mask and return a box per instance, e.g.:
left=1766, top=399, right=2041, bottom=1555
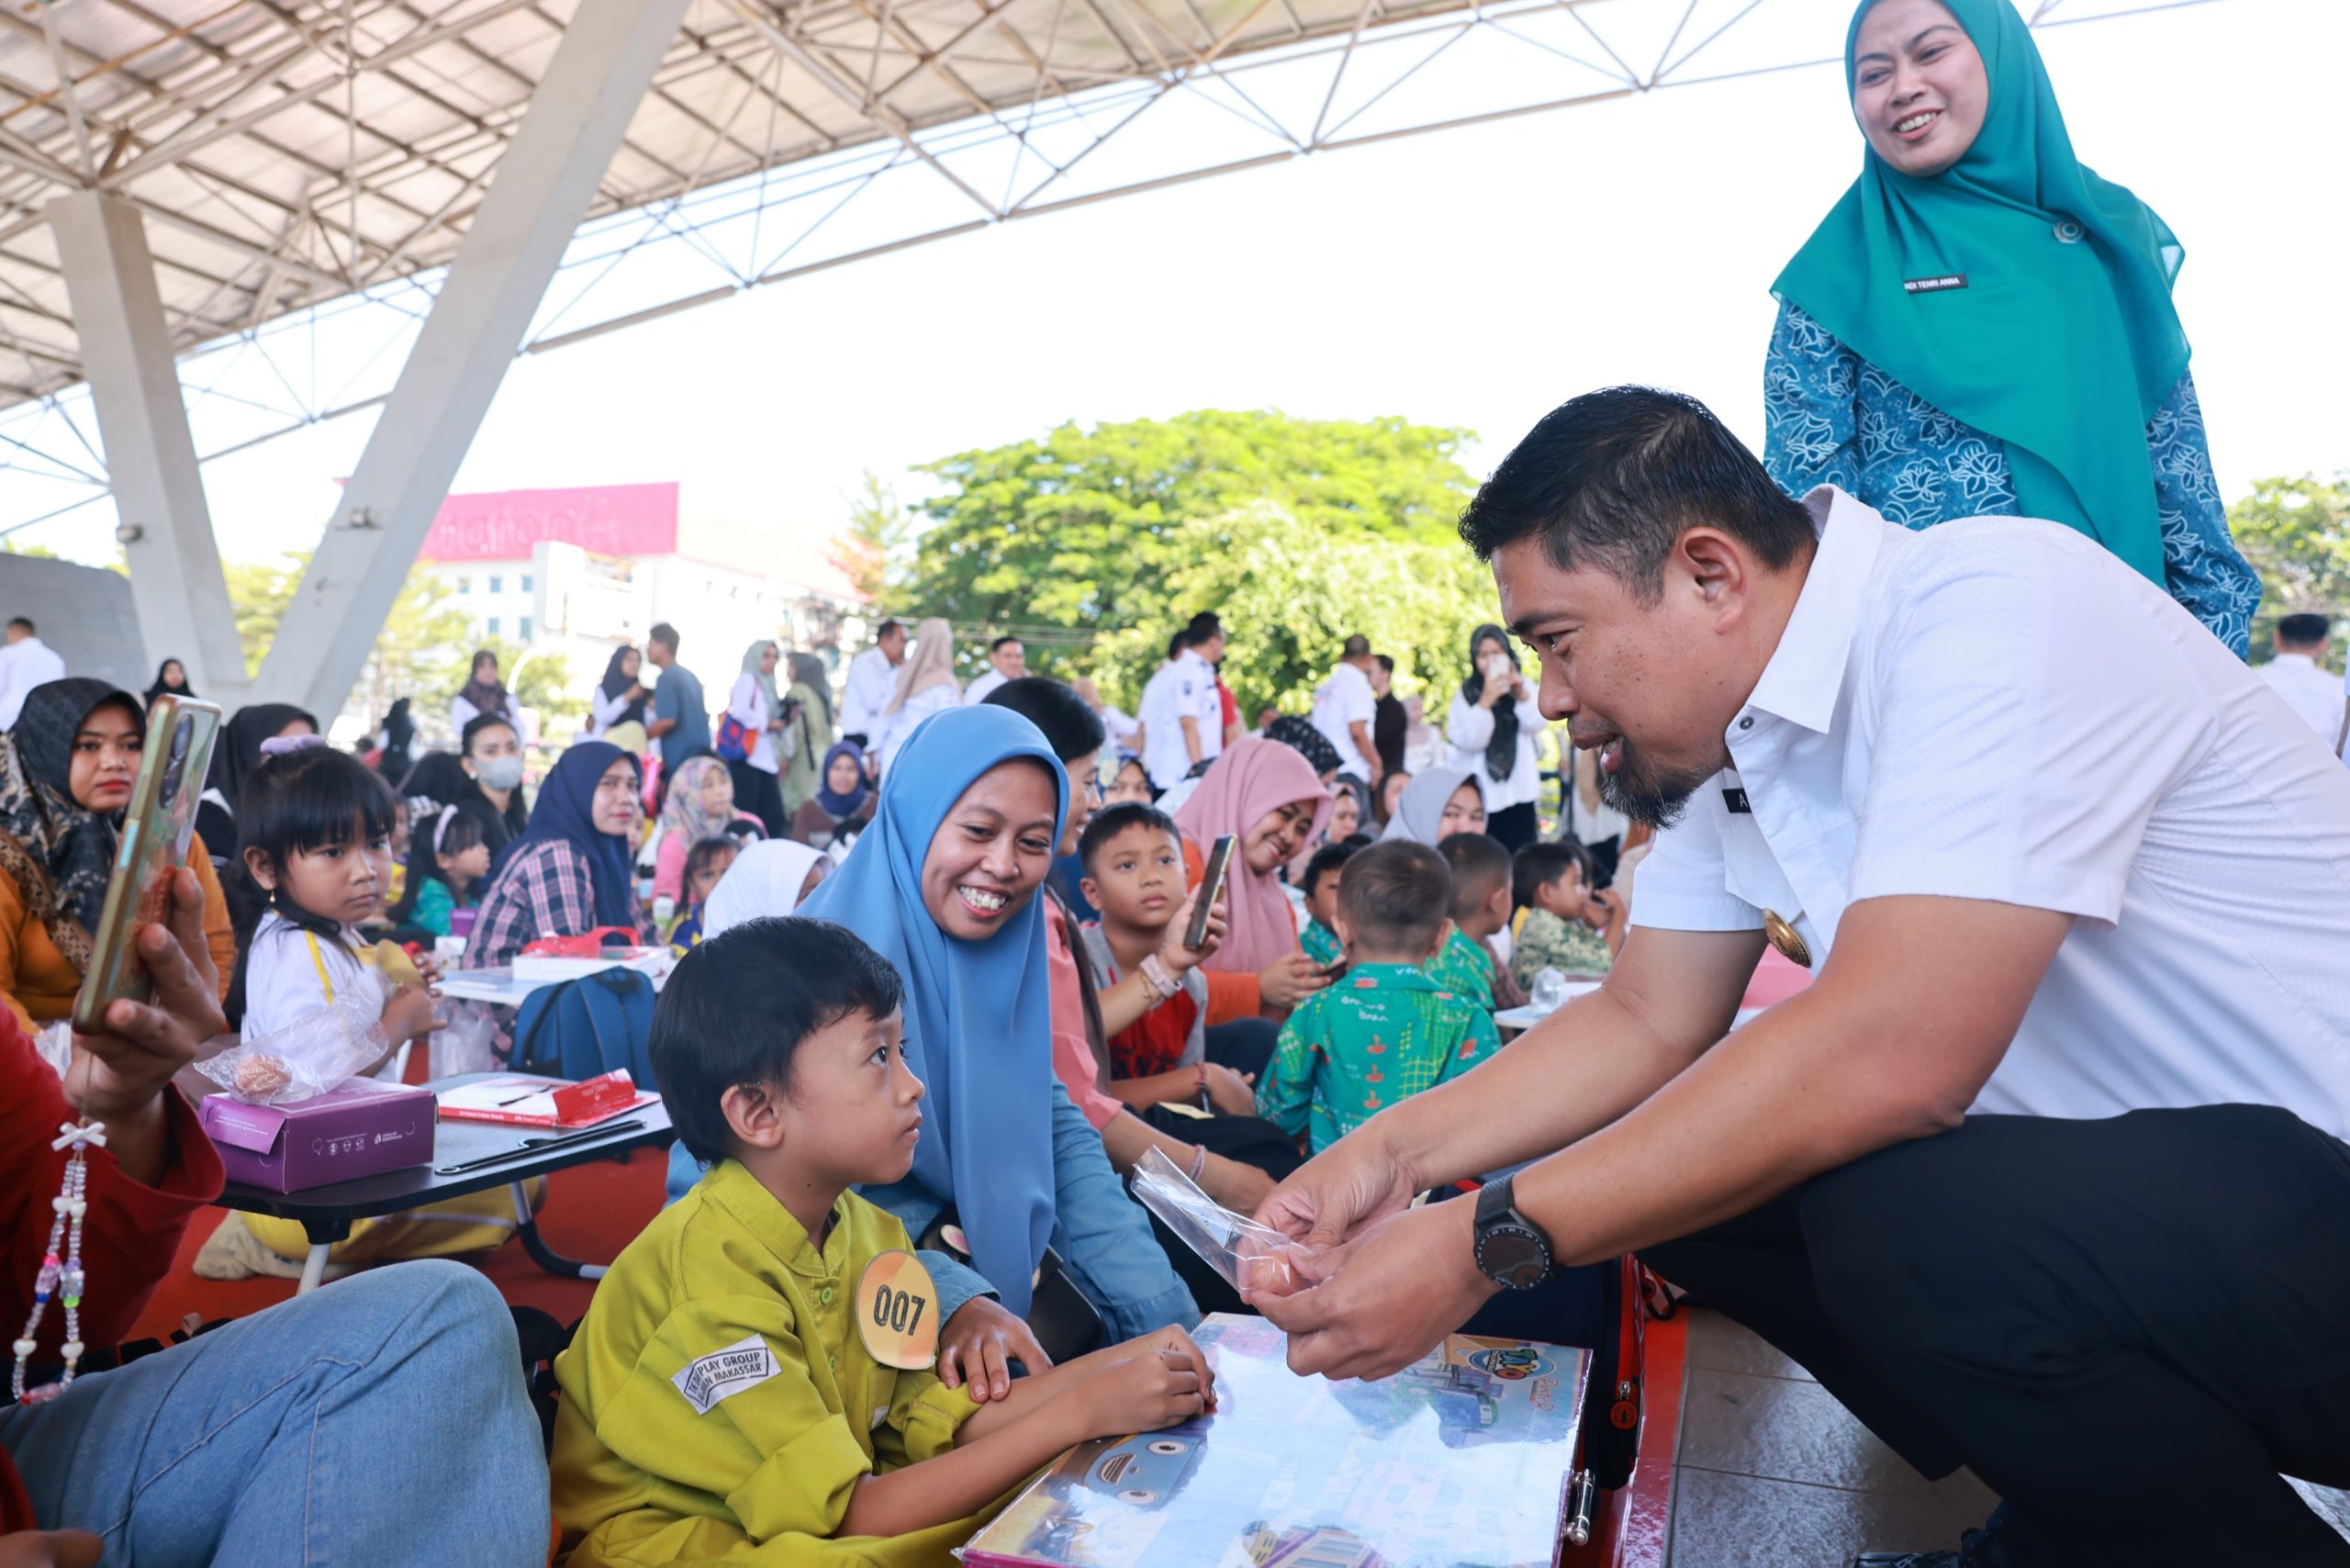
left=473, top=756, right=524, bottom=791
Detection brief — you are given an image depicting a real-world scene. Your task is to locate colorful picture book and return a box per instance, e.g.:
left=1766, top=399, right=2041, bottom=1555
left=963, top=1313, right=1591, bottom=1568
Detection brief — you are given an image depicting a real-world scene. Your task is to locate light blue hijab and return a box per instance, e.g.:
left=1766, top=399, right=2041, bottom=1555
left=797, top=704, right=1067, bottom=1315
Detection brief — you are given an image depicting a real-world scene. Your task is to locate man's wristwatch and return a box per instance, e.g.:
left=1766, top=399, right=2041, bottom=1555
left=1472, top=1175, right=1555, bottom=1291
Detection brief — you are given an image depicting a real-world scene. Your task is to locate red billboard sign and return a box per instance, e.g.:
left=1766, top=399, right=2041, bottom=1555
left=419, top=482, right=679, bottom=563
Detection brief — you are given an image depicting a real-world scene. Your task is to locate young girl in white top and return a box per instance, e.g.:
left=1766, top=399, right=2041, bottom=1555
left=228, top=737, right=439, bottom=1074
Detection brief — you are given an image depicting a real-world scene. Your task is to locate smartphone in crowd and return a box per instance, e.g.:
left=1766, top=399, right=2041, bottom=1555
left=72, top=696, right=222, bottom=1033
left=1185, top=834, right=1237, bottom=951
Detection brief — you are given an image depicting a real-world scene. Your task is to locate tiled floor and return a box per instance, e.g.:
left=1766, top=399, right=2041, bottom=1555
left=1660, top=1309, right=2350, bottom=1567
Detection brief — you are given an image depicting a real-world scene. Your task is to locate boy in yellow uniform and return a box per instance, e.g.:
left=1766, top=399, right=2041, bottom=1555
left=553, top=916, right=1217, bottom=1566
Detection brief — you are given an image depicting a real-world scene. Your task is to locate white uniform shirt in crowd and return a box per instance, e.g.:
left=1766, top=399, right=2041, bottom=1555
left=963, top=668, right=1009, bottom=707
left=241, top=911, right=397, bottom=1080
left=1310, top=662, right=1378, bottom=780
left=1140, top=649, right=1220, bottom=789
left=726, top=674, right=779, bottom=773
left=1445, top=689, right=1550, bottom=812
left=1629, top=487, right=2350, bottom=1140
left=0, top=636, right=65, bottom=729
left=587, top=685, right=636, bottom=737
left=2255, top=653, right=2346, bottom=757
left=872, top=683, right=959, bottom=778
left=839, top=645, right=901, bottom=738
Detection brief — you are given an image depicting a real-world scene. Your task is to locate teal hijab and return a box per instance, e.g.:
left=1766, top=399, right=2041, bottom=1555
left=795, top=705, right=1067, bottom=1316
left=1773, top=0, right=2187, bottom=585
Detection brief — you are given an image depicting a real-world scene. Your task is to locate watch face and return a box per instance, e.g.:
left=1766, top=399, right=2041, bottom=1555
left=1478, top=1224, right=1550, bottom=1291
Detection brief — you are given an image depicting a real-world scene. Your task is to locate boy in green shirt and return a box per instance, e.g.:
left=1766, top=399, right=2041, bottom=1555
left=1426, top=832, right=1527, bottom=1012
left=1508, top=840, right=1623, bottom=990
left=1296, top=841, right=1356, bottom=969
left=1258, top=840, right=1501, bottom=1153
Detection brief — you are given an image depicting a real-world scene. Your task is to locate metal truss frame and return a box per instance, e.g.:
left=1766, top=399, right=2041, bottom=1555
left=0, top=0, right=2221, bottom=534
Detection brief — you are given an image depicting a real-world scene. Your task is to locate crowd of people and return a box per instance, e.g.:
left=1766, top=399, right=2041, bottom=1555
left=5, top=3, right=2350, bottom=1565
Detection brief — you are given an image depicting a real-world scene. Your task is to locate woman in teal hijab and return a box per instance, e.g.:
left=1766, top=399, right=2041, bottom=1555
left=798, top=704, right=1197, bottom=1338
left=1764, top=0, right=2257, bottom=655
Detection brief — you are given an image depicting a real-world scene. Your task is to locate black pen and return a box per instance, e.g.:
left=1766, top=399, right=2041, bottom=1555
left=434, top=1119, right=643, bottom=1175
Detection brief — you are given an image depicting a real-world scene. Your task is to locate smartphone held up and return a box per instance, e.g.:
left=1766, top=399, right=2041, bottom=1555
left=72, top=696, right=221, bottom=1034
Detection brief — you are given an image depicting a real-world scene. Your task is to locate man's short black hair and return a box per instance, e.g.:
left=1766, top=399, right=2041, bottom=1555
left=1511, top=839, right=1594, bottom=910
left=1078, top=801, right=1180, bottom=873
left=1301, top=840, right=1358, bottom=901
left=1438, top=832, right=1513, bottom=920
left=1458, top=386, right=1814, bottom=602
left=877, top=619, right=904, bottom=640
left=648, top=622, right=680, bottom=653
left=1168, top=630, right=1190, bottom=661
left=990, top=634, right=1023, bottom=654
left=2277, top=612, right=2333, bottom=647
left=652, top=916, right=905, bottom=1163
left=1337, top=839, right=1449, bottom=954
left=1374, top=654, right=1395, bottom=675
left=1186, top=611, right=1223, bottom=639
left=6, top=617, right=31, bottom=634
left=1341, top=633, right=1371, bottom=660
left=983, top=677, right=1104, bottom=765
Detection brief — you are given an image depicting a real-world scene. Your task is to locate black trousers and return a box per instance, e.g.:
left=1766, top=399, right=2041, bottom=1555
left=1639, top=1105, right=2350, bottom=1566
left=725, top=759, right=788, bottom=839
left=1486, top=801, right=1538, bottom=853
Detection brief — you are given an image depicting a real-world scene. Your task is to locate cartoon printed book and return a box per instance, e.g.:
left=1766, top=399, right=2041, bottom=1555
left=960, top=1314, right=1590, bottom=1568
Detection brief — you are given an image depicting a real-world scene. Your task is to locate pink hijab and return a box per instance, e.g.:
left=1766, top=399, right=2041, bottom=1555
left=1172, top=737, right=1333, bottom=976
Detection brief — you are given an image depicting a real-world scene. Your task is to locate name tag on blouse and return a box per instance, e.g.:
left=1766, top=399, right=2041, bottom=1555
left=1904, top=274, right=1968, bottom=294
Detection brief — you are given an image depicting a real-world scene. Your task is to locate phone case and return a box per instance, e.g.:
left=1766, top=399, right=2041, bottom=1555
left=1185, top=834, right=1237, bottom=949
left=73, top=697, right=222, bottom=1033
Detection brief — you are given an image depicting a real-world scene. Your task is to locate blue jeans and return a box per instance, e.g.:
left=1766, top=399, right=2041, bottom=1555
left=0, top=1260, right=549, bottom=1568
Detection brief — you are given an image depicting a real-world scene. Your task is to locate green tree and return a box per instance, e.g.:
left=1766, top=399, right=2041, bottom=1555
left=902, top=409, right=1478, bottom=666
left=1087, top=501, right=1498, bottom=719
left=2228, top=475, right=2350, bottom=666
left=226, top=554, right=302, bottom=677
left=829, top=471, right=917, bottom=607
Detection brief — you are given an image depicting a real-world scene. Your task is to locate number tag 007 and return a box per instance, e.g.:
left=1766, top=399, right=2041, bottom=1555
left=855, top=1249, right=941, bottom=1370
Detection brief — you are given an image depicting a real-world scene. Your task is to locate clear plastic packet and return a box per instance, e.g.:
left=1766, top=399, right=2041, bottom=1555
left=1129, top=1147, right=1321, bottom=1297
left=196, top=999, right=393, bottom=1104
left=432, top=1000, right=499, bottom=1077
left=32, top=1020, right=72, bottom=1081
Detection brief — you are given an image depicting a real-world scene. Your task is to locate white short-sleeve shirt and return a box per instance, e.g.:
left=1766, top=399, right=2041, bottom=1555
left=1140, top=650, right=1218, bottom=789
left=1629, top=487, right=2350, bottom=1137
left=1310, top=662, right=1378, bottom=779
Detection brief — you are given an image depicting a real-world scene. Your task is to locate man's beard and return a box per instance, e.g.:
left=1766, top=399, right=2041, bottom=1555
left=1596, top=737, right=1721, bottom=832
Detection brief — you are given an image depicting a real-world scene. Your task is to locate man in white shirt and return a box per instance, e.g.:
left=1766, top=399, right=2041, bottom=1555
left=1250, top=388, right=2350, bottom=1568
left=1308, top=635, right=1381, bottom=783
left=2255, top=613, right=2347, bottom=762
left=960, top=634, right=1025, bottom=706
left=0, top=616, right=66, bottom=729
left=1138, top=627, right=1219, bottom=790
left=837, top=620, right=906, bottom=746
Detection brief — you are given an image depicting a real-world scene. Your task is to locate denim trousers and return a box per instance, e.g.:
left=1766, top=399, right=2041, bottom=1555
left=1, top=1260, right=550, bottom=1567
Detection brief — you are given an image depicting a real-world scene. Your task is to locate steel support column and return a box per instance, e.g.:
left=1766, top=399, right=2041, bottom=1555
left=49, top=191, right=249, bottom=700
left=256, top=0, right=695, bottom=719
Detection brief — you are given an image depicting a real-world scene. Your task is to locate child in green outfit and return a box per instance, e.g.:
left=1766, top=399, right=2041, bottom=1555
left=1427, top=832, right=1528, bottom=1012
left=386, top=806, right=491, bottom=937
left=1296, top=841, right=1357, bottom=969
left=1508, top=840, right=1625, bottom=991
left=1258, top=840, right=1500, bottom=1153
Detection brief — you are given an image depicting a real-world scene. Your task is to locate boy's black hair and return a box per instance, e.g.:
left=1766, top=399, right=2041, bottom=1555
left=982, top=677, right=1104, bottom=764
left=989, top=634, right=1023, bottom=654
left=653, top=916, right=905, bottom=1163
left=1510, top=839, right=1594, bottom=911
left=7, top=616, right=32, bottom=633
left=460, top=711, right=518, bottom=756
left=1457, top=385, right=1814, bottom=602
left=1438, top=832, right=1514, bottom=920
left=1337, top=839, right=1450, bottom=954
left=1340, top=831, right=1377, bottom=850
left=225, top=744, right=397, bottom=1025
left=1078, top=801, right=1180, bottom=874
left=1300, top=840, right=1358, bottom=901
left=2276, top=612, right=2332, bottom=646
left=388, top=805, right=490, bottom=923
left=682, top=834, right=738, bottom=904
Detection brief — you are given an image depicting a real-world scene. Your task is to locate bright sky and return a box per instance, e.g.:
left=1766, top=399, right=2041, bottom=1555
left=15, top=0, right=2347, bottom=570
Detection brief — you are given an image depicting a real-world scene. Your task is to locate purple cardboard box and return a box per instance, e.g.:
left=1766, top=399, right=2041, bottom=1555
left=200, top=1077, right=437, bottom=1193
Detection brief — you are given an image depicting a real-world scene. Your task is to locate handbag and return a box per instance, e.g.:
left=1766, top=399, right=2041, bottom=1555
left=714, top=712, right=752, bottom=763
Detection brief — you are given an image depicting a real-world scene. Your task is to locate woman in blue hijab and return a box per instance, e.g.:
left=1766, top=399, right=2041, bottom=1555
left=800, top=705, right=1197, bottom=1338
left=464, top=741, right=647, bottom=969
left=1763, top=0, right=2258, bottom=655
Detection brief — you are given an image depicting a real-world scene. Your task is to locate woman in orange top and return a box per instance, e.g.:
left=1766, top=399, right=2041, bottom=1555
left=0, top=679, right=235, bottom=1034
left=1170, top=737, right=1335, bottom=1026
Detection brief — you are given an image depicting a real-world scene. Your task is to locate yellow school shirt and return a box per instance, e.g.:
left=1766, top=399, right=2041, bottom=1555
left=552, top=1160, right=988, bottom=1566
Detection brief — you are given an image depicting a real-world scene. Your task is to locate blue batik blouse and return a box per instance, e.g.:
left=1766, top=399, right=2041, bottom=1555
left=1762, top=299, right=2258, bottom=656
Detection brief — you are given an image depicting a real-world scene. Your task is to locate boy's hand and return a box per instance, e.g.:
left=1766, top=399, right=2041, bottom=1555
left=937, top=1296, right=1052, bottom=1403
left=1158, top=886, right=1225, bottom=975
left=1075, top=1326, right=1215, bottom=1438
left=1203, top=1063, right=1257, bottom=1117
left=1258, top=953, right=1331, bottom=1011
